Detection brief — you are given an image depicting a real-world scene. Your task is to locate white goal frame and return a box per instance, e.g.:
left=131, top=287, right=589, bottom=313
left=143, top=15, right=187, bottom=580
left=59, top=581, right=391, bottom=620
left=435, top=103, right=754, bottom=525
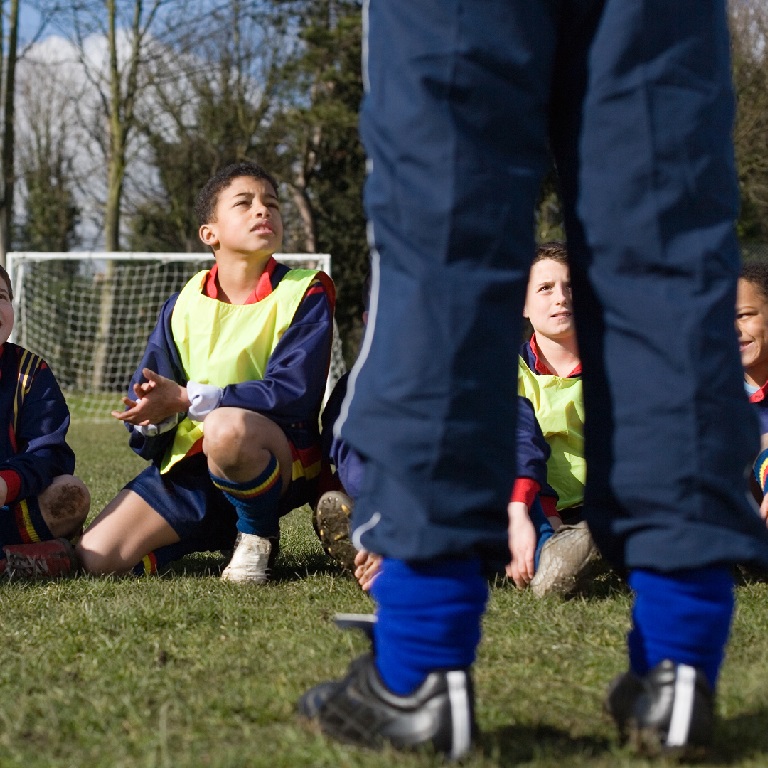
left=6, top=251, right=341, bottom=423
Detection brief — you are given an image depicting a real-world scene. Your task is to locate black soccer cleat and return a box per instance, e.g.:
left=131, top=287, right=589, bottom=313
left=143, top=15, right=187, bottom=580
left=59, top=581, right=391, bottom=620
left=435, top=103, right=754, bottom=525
left=604, top=659, right=714, bottom=759
left=298, top=615, right=477, bottom=760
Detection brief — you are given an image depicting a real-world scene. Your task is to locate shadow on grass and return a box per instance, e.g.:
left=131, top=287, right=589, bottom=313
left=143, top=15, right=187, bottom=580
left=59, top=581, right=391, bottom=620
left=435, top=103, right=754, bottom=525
left=481, top=709, right=768, bottom=766
left=272, top=551, right=348, bottom=582
left=165, top=549, right=346, bottom=581
left=488, top=567, right=630, bottom=601
left=712, top=708, right=768, bottom=763
left=479, top=723, right=610, bottom=765
left=165, top=552, right=228, bottom=577
left=577, top=569, right=630, bottom=601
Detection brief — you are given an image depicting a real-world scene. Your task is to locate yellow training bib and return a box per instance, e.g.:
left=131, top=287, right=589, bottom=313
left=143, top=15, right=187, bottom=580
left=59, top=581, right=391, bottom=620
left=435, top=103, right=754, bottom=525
left=160, top=268, right=317, bottom=472
left=518, top=359, right=586, bottom=511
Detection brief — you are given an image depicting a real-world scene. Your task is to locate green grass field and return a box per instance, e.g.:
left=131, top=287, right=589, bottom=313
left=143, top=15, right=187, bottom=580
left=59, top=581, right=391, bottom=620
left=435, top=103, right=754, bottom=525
left=1, top=421, right=767, bottom=767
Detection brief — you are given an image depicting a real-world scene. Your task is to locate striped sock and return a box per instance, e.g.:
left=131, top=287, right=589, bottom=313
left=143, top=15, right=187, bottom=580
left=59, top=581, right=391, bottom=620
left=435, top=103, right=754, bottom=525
left=132, top=551, right=159, bottom=576
left=210, top=453, right=282, bottom=538
left=754, top=447, right=768, bottom=494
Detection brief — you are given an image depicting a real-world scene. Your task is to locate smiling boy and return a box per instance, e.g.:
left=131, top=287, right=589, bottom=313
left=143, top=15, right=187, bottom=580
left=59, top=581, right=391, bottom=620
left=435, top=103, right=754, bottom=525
left=5, top=161, right=335, bottom=581
left=736, top=262, right=768, bottom=523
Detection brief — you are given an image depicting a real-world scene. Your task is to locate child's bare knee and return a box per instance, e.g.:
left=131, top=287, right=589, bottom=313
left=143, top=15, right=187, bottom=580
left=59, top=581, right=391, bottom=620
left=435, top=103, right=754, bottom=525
left=204, top=408, right=248, bottom=452
left=40, top=476, right=90, bottom=535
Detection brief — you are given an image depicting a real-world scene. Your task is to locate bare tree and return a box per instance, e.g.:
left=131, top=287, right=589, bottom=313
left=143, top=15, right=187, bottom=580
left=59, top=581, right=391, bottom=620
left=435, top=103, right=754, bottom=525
left=0, top=0, right=20, bottom=263
left=15, top=51, right=82, bottom=250
left=54, top=0, right=170, bottom=251
left=127, top=0, right=297, bottom=247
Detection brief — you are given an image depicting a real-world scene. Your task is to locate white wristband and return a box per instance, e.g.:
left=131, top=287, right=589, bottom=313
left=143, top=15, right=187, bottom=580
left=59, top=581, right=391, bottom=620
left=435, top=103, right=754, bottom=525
left=187, top=381, right=223, bottom=420
left=133, top=412, right=182, bottom=437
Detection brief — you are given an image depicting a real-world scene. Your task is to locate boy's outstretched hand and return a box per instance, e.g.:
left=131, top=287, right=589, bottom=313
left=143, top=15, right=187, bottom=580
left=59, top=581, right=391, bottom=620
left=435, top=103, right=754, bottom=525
left=112, top=368, right=190, bottom=426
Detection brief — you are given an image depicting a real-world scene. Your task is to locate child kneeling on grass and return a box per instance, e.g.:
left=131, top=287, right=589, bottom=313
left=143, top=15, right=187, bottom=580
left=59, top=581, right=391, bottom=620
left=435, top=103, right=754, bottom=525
left=517, top=241, right=605, bottom=598
left=0, top=265, right=89, bottom=575
left=314, top=272, right=560, bottom=589
left=5, top=161, right=334, bottom=582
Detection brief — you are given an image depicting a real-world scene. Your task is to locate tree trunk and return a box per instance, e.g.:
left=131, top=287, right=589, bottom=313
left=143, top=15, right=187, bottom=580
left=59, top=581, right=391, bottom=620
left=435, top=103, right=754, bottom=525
left=0, top=0, right=19, bottom=265
left=290, top=185, right=316, bottom=252
left=92, top=0, right=123, bottom=391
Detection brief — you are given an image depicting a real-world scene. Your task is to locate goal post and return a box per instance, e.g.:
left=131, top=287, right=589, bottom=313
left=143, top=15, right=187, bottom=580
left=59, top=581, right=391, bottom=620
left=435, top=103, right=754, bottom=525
left=6, top=251, right=344, bottom=423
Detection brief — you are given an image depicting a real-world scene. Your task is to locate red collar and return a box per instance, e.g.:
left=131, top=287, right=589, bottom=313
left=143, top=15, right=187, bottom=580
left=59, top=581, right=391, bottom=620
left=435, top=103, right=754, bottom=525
left=529, top=333, right=582, bottom=377
left=203, top=257, right=277, bottom=304
left=749, top=378, right=768, bottom=404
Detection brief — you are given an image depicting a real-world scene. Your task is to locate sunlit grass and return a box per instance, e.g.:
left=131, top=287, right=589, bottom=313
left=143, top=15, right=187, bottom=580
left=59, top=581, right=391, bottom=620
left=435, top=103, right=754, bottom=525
left=0, top=422, right=764, bottom=767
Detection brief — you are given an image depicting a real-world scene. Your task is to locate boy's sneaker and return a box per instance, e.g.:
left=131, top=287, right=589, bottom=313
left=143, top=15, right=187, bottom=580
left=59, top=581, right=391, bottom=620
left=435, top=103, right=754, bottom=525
left=298, top=613, right=477, bottom=760
left=3, top=538, right=79, bottom=578
left=313, top=490, right=357, bottom=572
left=604, top=660, right=714, bottom=759
left=530, top=520, right=602, bottom=598
left=220, top=532, right=272, bottom=583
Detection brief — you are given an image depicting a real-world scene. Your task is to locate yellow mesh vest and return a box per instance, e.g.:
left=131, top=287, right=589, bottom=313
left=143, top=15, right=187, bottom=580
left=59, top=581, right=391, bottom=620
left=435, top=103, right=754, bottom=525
left=518, top=358, right=586, bottom=512
left=160, top=268, right=318, bottom=473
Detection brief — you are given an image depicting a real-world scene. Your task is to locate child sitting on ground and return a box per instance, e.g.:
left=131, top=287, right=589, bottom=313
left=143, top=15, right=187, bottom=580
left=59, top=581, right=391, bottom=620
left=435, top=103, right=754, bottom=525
left=0, top=264, right=89, bottom=575
left=5, top=161, right=334, bottom=582
left=517, top=241, right=603, bottom=598
left=736, top=262, right=768, bottom=525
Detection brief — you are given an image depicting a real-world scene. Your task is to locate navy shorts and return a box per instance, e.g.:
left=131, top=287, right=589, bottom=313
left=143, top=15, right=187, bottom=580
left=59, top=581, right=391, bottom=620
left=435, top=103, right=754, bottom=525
left=126, top=452, right=317, bottom=556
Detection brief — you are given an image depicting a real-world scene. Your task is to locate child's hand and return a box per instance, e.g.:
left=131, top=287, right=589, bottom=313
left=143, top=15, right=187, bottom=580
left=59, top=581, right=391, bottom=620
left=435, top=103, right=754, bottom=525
left=354, top=549, right=382, bottom=592
left=506, top=500, right=536, bottom=588
left=112, top=368, right=190, bottom=426
left=761, top=494, right=768, bottom=527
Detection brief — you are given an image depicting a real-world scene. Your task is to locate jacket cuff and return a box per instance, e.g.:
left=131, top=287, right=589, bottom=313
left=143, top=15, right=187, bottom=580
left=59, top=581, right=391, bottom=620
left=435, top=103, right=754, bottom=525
left=0, top=469, right=22, bottom=504
left=510, top=477, right=540, bottom=508
left=541, top=495, right=559, bottom=519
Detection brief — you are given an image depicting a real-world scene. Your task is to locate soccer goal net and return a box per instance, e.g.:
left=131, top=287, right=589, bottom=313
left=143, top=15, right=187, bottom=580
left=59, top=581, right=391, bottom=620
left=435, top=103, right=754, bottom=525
left=6, top=252, right=345, bottom=423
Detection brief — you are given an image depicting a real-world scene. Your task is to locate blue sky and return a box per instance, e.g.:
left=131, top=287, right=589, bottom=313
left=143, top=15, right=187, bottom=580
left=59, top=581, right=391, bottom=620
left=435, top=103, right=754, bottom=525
left=19, top=5, right=44, bottom=44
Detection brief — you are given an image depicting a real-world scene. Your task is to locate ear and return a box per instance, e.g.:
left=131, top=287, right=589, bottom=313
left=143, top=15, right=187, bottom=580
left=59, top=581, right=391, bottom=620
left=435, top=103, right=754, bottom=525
left=199, top=223, right=219, bottom=248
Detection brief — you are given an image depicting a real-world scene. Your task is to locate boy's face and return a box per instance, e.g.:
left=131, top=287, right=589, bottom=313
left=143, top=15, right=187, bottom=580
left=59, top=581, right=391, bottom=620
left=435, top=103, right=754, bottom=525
left=736, top=278, right=768, bottom=388
left=0, top=279, right=13, bottom=346
left=199, top=176, right=283, bottom=259
left=523, top=258, right=574, bottom=341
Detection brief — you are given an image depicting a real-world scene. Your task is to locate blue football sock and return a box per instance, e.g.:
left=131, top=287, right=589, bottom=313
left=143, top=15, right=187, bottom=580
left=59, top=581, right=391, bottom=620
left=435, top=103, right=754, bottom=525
left=209, top=453, right=282, bottom=538
left=627, top=567, right=734, bottom=689
left=370, top=557, right=488, bottom=696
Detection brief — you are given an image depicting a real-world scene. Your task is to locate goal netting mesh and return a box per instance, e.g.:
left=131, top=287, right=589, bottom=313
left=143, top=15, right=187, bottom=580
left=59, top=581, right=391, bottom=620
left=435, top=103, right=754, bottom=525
left=6, top=252, right=346, bottom=423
